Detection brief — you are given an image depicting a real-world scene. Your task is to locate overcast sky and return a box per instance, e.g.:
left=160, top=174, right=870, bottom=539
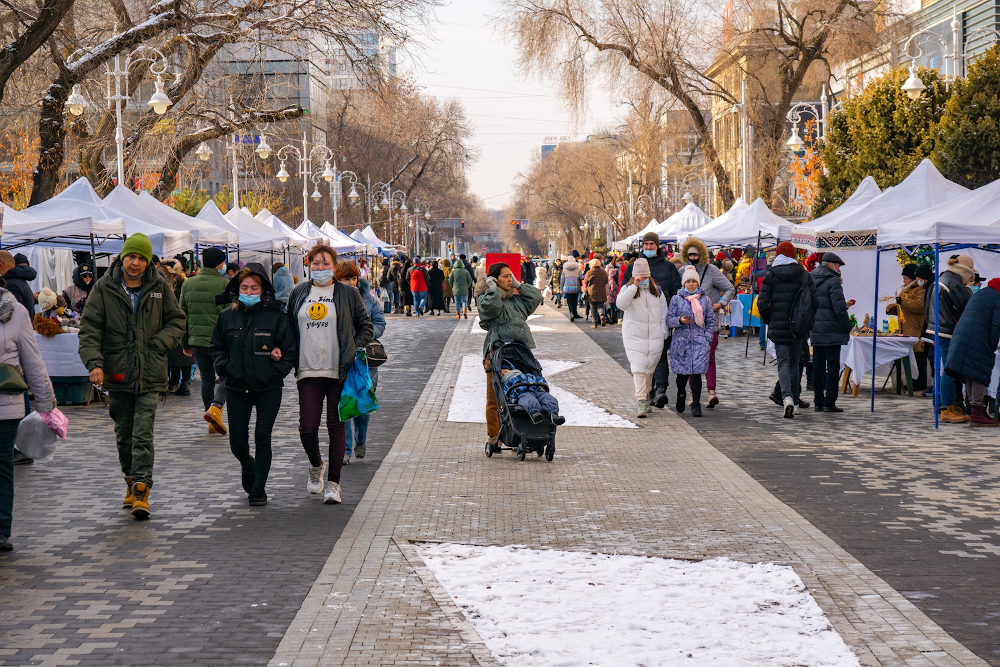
left=406, top=0, right=623, bottom=209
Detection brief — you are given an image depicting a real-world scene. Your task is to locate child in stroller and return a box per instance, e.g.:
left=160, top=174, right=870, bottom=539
left=499, top=360, right=566, bottom=426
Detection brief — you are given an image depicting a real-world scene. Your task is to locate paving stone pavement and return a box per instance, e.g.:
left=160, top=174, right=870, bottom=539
left=573, top=313, right=1000, bottom=666
left=0, top=313, right=457, bottom=667
left=270, top=304, right=988, bottom=667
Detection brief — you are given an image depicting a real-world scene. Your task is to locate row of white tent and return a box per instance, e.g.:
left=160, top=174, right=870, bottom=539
left=611, top=159, right=1000, bottom=322
left=0, top=178, right=399, bottom=292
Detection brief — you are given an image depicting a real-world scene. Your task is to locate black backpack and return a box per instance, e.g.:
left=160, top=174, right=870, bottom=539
left=790, top=273, right=815, bottom=337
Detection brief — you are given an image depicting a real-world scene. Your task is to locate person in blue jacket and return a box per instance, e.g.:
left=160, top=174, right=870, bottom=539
left=336, top=261, right=386, bottom=463
left=945, top=276, right=1000, bottom=427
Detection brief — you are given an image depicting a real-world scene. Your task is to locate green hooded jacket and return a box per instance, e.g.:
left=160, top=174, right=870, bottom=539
left=449, top=263, right=473, bottom=296
left=476, top=281, right=543, bottom=357
left=179, top=266, right=230, bottom=347
left=78, top=260, right=187, bottom=393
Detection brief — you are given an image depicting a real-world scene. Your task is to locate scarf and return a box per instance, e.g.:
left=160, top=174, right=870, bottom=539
left=772, top=254, right=798, bottom=267
left=947, top=262, right=975, bottom=284
left=684, top=292, right=705, bottom=328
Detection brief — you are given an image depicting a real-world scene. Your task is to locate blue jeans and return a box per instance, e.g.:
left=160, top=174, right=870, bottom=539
left=345, top=381, right=376, bottom=457
left=413, top=291, right=427, bottom=312
left=455, top=294, right=469, bottom=311
left=938, top=336, right=956, bottom=407
left=0, top=418, right=23, bottom=538
left=758, top=322, right=767, bottom=348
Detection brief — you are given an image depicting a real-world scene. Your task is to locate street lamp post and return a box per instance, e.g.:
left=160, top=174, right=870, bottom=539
left=785, top=102, right=822, bottom=154
left=377, top=187, right=408, bottom=246
left=275, top=139, right=334, bottom=223
left=65, top=45, right=173, bottom=187
left=410, top=198, right=432, bottom=256
left=343, top=174, right=390, bottom=228
left=899, top=30, right=951, bottom=100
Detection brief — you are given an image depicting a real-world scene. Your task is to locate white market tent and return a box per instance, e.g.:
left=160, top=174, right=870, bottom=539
left=678, top=198, right=788, bottom=247
left=649, top=203, right=712, bottom=241
left=359, top=225, right=397, bottom=253
left=798, top=177, right=881, bottom=230
left=103, top=185, right=239, bottom=247
left=320, top=222, right=368, bottom=254
left=807, top=161, right=967, bottom=233
left=350, top=229, right=389, bottom=255
left=225, top=206, right=289, bottom=252
left=877, top=175, right=1000, bottom=246
left=296, top=220, right=331, bottom=244
left=195, top=201, right=277, bottom=254
left=612, top=218, right=660, bottom=250
left=257, top=210, right=313, bottom=248
left=21, top=178, right=192, bottom=257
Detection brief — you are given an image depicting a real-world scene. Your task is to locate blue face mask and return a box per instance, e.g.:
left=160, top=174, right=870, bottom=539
left=312, top=269, right=334, bottom=284
left=218, top=267, right=227, bottom=276
left=643, top=249, right=656, bottom=258
left=973, top=285, right=980, bottom=293
left=238, top=294, right=261, bottom=307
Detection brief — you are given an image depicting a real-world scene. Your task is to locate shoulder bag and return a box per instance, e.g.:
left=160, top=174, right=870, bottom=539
left=365, top=340, right=388, bottom=368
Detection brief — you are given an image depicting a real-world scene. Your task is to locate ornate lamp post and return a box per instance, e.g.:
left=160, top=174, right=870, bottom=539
left=274, top=139, right=334, bottom=223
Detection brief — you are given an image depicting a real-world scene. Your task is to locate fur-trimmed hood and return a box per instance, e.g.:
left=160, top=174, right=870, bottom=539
left=680, top=237, right=709, bottom=266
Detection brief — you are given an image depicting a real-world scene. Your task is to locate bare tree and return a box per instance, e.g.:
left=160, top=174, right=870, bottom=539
left=500, top=0, right=882, bottom=209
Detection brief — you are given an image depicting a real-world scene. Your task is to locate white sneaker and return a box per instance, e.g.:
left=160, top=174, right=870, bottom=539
left=793, top=403, right=800, bottom=415
left=307, top=462, right=326, bottom=494
left=324, top=483, right=342, bottom=504
left=343, top=455, right=350, bottom=466
left=783, top=396, right=795, bottom=419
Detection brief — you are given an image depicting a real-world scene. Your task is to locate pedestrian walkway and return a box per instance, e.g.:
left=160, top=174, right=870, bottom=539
left=270, top=304, right=986, bottom=667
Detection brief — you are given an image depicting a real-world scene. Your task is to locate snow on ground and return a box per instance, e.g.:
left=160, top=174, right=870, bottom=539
left=446, top=355, right=635, bottom=428
left=418, top=544, right=860, bottom=667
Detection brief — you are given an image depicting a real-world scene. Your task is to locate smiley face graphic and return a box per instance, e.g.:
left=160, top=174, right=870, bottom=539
left=307, top=302, right=328, bottom=320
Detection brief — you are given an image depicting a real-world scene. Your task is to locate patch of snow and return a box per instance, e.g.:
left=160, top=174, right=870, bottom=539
left=446, top=355, right=635, bottom=428
left=418, top=544, right=860, bottom=667
left=470, top=315, right=485, bottom=333
left=528, top=325, right=555, bottom=332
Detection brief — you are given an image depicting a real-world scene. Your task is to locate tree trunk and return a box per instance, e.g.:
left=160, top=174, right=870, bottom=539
left=30, top=75, right=73, bottom=205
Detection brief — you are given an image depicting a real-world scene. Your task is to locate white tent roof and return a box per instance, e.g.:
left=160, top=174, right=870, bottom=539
left=194, top=201, right=276, bottom=253
left=320, top=222, right=367, bottom=254
left=612, top=218, right=659, bottom=250
left=23, top=179, right=192, bottom=256
left=224, top=206, right=289, bottom=251
left=650, top=203, right=713, bottom=240
left=103, top=186, right=239, bottom=246
left=877, top=175, right=1000, bottom=245
left=808, top=161, right=967, bottom=233
left=259, top=213, right=312, bottom=249
left=798, top=176, right=881, bottom=230
left=679, top=198, right=788, bottom=247
left=2, top=201, right=126, bottom=252
left=295, top=220, right=331, bottom=244
left=360, top=225, right=395, bottom=249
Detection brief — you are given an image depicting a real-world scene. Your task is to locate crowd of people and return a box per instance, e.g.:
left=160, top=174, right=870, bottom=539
left=0, top=228, right=997, bottom=551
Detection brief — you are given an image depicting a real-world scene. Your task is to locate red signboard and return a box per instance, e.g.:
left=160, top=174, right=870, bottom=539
left=485, top=253, right=522, bottom=282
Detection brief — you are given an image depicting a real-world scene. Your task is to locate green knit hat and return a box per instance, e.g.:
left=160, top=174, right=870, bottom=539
left=120, top=233, right=153, bottom=263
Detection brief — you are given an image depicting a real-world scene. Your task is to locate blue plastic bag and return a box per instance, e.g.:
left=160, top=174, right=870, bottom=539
left=339, top=351, right=379, bottom=421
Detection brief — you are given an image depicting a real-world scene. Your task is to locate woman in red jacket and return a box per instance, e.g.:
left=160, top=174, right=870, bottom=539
left=408, top=259, right=429, bottom=316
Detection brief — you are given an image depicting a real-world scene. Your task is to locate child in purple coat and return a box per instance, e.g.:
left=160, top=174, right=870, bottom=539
left=666, top=266, right=715, bottom=417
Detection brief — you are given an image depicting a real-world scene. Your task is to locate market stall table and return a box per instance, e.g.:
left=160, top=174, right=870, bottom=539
left=35, top=332, right=93, bottom=404
left=840, top=335, right=919, bottom=398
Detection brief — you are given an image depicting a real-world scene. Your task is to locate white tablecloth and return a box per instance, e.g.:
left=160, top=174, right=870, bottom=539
left=989, top=351, right=1000, bottom=396
left=841, top=336, right=919, bottom=384
left=35, top=332, right=89, bottom=377
left=766, top=335, right=918, bottom=385
left=728, top=299, right=745, bottom=328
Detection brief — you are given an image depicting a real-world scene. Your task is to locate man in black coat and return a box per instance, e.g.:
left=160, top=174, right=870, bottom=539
left=0, top=251, right=36, bottom=318
left=809, top=253, right=854, bottom=412
left=622, top=231, right=682, bottom=408
left=945, top=277, right=1000, bottom=426
left=758, top=242, right=817, bottom=418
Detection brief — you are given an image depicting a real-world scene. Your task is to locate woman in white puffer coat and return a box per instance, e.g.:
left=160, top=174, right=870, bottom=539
left=616, top=257, right=668, bottom=418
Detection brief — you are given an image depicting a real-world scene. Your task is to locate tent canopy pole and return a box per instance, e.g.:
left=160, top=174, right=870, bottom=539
left=871, top=247, right=881, bottom=412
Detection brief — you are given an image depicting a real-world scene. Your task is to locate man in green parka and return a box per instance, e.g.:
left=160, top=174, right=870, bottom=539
left=79, top=234, right=186, bottom=519
left=179, top=246, right=230, bottom=435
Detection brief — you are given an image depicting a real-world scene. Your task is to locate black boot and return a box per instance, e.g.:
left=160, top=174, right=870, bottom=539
left=653, top=386, right=668, bottom=409
left=175, top=379, right=191, bottom=396
left=691, top=402, right=703, bottom=417
left=675, top=390, right=686, bottom=414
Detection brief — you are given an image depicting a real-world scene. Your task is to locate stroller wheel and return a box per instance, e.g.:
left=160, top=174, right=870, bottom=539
left=545, top=443, right=555, bottom=462
left=517, top=448, right=526, bottom=461
left=485, top=440, right=494, bottom=457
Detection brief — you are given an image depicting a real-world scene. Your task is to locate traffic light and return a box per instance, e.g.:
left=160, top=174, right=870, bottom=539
left=511, top=219, right=520, bottom=230
left=460, top=219, right=465, bottom=228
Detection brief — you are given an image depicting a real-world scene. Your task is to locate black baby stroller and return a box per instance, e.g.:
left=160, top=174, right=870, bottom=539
left=486, top=339, right=557, bottom=462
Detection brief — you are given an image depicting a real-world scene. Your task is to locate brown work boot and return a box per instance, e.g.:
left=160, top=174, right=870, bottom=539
left=970, top=405, right=999, bottom=427
left=130, top=483, right=151, bottom=519
left=941, top=406, right=970, bottom=424
left=204, top=405, right=227, bottom=435
left=122, top=476, right=134, bottom=509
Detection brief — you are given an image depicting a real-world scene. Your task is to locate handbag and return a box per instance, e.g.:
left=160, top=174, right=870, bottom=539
left=365, top=340, right=388, bottom=367
left=0, top=363, right=28, bottom=394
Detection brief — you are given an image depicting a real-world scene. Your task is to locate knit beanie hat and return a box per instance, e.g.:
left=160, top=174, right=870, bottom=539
left=13, top=253, right=28, bottom=266
left=915, top=264, right=934, bottom=281
left=681, top=265, right=700, bottom=286
left=776, top=241, right=796, bottom=258
left=120, top=233, right=153, bottom=263
left=631, top=258, right=651, bottom=278
left=901, top=264, right=917, bottom=280
left=947, top=255, right=976, bottom=283
left=37, top=288, right=57, bottom=312
left=642, top=231, right=660, bottom=245
left=202, top=247, right=227, bottom=269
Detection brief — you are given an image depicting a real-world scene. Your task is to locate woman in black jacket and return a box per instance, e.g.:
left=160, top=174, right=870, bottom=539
left=427, top=260, right=446, bottom=315
left=210, top=264, right=296, bottom=506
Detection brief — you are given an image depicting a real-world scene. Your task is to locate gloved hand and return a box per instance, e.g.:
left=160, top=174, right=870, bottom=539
left=486, top=276, right=498, bottom=289
left=511, top=277, right=521, bottom=289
